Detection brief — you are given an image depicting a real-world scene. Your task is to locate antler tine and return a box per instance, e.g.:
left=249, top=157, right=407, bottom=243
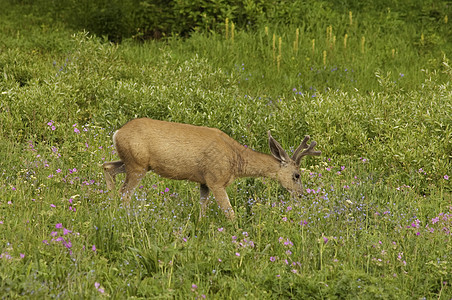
left=292, top=135, right=310, bottom=160
left=301, top=141, right=322, bottom=157
left=294, top=139, right=321, bottom=165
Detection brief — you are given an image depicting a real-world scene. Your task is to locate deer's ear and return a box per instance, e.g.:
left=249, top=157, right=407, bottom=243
left=268, top=131, right=290, bottom=164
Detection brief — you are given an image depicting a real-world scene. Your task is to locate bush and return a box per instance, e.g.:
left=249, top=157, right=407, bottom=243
left=12, top=0, right=451, bottom=42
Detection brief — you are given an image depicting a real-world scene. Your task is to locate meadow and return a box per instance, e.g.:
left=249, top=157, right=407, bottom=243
left=0, top=1, right=451, bottom=298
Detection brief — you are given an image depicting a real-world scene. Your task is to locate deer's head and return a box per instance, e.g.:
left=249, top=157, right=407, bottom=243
left=268, top=132, right=321, bottom=196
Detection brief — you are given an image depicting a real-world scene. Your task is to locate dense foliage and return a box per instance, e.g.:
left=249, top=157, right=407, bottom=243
left=7, top=0, right=452, bottom=43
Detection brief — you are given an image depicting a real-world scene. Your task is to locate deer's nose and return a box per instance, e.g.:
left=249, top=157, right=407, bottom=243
left=289, top=190, right=303, bottom=199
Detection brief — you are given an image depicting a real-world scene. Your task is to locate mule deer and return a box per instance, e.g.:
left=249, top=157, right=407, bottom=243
left=103, top=118, right=321, bottom=220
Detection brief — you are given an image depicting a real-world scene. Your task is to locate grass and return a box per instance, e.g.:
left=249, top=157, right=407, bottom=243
left=0, top=2, right=451, bottom=298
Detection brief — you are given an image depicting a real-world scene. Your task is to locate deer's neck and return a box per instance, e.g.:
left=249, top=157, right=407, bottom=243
left=238, top=148, right=280, bottom=180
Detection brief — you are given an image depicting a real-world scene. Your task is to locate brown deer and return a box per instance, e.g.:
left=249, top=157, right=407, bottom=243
left=103, top=118, right=321, bottom=220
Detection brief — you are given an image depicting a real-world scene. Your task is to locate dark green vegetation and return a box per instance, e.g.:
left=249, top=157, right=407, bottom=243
left=0, top=0, right=451, bottom=298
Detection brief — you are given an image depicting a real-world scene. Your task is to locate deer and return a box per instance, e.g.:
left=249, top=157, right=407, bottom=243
left=102, top=118, right=321, bottom=220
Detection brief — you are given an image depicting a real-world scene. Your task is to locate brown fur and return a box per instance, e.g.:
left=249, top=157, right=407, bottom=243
left=103, top=118, right=321, bottom=220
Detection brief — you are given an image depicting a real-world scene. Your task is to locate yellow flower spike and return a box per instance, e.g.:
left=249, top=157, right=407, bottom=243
left=272, top=34, right=276, bottom=61
left=231, top=22, right=235, bottom=43
left=225, top=18, right=229, bottom=40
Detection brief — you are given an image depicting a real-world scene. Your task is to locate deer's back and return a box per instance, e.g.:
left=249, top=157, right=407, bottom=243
left=113, top=118, right=244, bottom=184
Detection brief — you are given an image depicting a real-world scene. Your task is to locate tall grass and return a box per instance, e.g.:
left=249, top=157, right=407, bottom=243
left=163, top=7, right=451, bottom=96
left=0, top=2, right=451, bottom=299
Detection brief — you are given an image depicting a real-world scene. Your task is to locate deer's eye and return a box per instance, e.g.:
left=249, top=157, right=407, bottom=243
left=293, top=173, right=300, bottom=181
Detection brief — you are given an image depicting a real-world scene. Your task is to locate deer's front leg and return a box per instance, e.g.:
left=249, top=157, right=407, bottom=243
left=103, top=161, right=126, bottom=191
left=210, top=186, right=236, bottom=220
left=119, top=166, right=147, bottom=205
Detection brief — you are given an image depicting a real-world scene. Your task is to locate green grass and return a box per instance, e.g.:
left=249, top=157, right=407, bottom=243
left=0, top=2, right=451, bottom=298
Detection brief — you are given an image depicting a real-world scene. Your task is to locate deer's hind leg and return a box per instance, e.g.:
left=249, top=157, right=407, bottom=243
left=199, top=184, right=211, bottom=219
left=103, top=160, right=126, bottom=192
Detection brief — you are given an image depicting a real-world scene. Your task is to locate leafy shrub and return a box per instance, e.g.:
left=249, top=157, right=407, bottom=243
left=13, top=0, right=451, bottom=43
